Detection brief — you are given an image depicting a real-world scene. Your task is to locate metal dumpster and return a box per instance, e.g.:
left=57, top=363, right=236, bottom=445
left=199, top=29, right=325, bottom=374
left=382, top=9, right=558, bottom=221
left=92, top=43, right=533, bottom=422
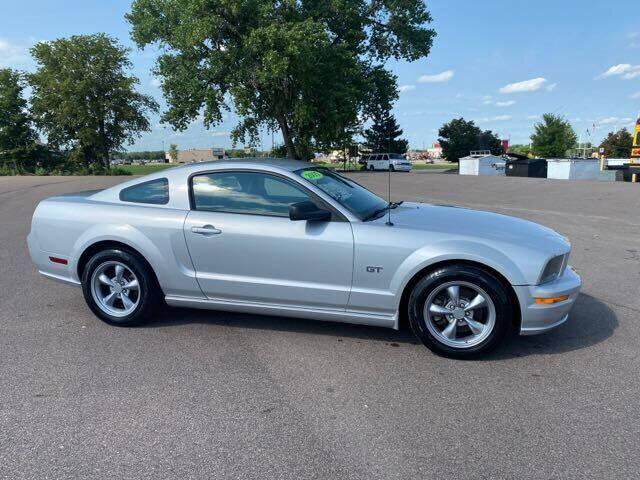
left=547, top=158, right=600, bottom=180
left=505, top=158, right=548, bottom=178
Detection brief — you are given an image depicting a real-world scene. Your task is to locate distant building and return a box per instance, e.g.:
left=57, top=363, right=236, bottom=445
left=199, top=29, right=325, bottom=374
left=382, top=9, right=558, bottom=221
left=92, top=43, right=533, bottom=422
left=166, top=148, right=226, bottom=164
left=407, top=143, right=442, bottom=161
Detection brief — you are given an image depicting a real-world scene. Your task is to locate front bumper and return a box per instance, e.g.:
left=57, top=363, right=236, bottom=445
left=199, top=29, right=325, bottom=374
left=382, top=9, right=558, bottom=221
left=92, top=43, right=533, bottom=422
left=514, top=266, right=581, bottom=336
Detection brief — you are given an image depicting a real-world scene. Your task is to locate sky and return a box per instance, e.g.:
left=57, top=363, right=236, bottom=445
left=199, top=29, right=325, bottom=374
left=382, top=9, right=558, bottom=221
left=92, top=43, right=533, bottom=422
left=1, top=0, right=639, bottom=151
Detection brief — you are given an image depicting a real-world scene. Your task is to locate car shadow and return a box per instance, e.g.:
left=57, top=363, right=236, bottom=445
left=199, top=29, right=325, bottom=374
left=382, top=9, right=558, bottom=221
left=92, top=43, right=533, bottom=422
left=145, top=305, right=421, bottom=345
left=486, top=293, right=618, bottom=360
left=143, top=293, right=617, bottom=358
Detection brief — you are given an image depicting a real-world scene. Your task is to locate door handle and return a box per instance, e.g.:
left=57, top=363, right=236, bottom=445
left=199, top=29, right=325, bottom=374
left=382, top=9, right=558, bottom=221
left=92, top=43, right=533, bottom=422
left=191, top=225, right=222, bottom=236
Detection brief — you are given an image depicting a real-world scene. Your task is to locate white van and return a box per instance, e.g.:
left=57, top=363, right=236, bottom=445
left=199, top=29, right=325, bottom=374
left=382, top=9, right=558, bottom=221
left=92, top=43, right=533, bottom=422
left=363, top=153, right=412, bottom=172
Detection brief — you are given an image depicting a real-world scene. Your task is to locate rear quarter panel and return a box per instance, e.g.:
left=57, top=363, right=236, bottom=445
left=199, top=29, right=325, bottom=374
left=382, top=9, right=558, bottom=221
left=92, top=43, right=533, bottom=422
left=29, top=197, right=200, bottom=298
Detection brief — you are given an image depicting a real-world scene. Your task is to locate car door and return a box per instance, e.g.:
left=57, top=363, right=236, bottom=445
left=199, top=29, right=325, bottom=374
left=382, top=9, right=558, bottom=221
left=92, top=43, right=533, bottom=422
left=380, top=154, right=390, bottom=170
left=183, top=170, right=354, bottom=310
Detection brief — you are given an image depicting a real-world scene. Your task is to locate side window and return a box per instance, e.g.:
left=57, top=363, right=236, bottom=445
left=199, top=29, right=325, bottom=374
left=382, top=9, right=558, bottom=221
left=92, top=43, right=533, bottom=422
left=192, top=171, right=312, bottom=217
left=119, top=178, right=169, bottom=205
left=382, top=154, right=389, bottom=161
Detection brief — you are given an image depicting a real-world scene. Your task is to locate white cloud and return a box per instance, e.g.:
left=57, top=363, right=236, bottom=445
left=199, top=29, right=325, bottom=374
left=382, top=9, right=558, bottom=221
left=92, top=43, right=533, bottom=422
left=482, top=95, right=493, bottom=105
left=0, top=39, right=29, bottom=67
left=546, top=83, right=558, bottom=92
left=600, top=64, right=640, bottom=80
left=499, top=77, right=548, bottom=94
left=418, top=70, right=455, bottom=83
left=150, top=77, right=162, bottom=88
left=495, top=100, right=516, bottom=107
left=211, top=131, right=231, bottom=137
left=477, top=115, right=512, bottom=122
left=632, top=92, right=640, bottom=99
left=398, top=84, right=416, bottom=93
left=598, top=117, right=634, bottom=126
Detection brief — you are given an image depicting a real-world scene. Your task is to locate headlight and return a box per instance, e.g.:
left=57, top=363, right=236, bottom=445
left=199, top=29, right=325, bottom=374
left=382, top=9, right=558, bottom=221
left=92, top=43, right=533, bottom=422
left=539, top=254, right=568, bottom=284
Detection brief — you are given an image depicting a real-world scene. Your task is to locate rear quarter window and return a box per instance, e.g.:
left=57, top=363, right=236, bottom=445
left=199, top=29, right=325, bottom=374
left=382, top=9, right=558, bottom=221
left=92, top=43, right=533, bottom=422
left=119, top=178, right=169, bottom=205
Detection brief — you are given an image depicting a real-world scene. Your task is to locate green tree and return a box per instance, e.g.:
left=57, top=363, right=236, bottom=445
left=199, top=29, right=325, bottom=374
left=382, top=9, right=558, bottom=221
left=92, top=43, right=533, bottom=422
left=530, top=114, right=577, bottom=158
left=600, top=128, right=633, bottom=158
left=438, top=118, right=503, bottom=162
left=0, top=68, right=38, bottom=172
left=28, top=34, right=158, bottom=169
left=127, top=0, right=435, bottom=160
left=363, top=109, right=408, bottom=153
left=508, top=144, right=533, bottom=157
left=168, top=144, right=179, bottom=163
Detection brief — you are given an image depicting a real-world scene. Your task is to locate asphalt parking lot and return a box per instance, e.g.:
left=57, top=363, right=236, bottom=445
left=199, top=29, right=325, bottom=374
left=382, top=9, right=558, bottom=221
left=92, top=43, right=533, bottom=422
left=1, top=172, right=639, bottom=479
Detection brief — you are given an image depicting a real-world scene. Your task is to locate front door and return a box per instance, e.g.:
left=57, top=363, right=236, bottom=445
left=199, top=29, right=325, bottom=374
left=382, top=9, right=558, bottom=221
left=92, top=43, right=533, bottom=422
left=183, top=170, right=353, bottom=310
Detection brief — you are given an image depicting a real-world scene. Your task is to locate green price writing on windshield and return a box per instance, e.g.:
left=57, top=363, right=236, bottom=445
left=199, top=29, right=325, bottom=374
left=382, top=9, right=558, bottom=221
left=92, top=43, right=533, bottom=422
left=301, top=170, right=324, bottom=181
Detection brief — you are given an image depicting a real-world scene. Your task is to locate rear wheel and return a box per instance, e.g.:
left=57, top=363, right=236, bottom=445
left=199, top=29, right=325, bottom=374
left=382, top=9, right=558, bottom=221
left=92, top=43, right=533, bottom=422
left=408, top=264, right=512, bottom=359
left=81, top=249, right=161, bottom=326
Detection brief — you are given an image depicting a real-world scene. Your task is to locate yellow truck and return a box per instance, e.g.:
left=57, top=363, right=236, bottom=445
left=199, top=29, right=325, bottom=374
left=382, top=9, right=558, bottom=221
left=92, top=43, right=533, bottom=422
left=631, top=117, right=640, bottom=167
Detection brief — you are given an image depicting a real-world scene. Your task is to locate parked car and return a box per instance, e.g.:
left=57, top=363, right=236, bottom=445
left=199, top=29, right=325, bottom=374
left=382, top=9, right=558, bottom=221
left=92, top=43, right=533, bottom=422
left=27, top=158, right=581, bottom=358
left=362, top=153, right=412, bottom=172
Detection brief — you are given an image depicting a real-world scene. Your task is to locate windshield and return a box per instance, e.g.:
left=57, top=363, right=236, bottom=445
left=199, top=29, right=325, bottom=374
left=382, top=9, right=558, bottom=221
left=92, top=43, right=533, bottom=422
left=295, top=167, right=388, bottom=220
left=388, top=153, right=405, bottom=160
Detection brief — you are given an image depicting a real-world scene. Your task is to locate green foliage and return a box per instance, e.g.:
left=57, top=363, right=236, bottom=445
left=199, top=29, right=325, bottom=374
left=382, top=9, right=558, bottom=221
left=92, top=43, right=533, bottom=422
left=600, top=128, right=633, bottom=158
left=127, top=0, right=435, bottom=159
left=438, top=118, right=503, bottom=162
left=168, top=144, right=179, bottom=163
left=120, top=150, right=166, bottom=161
left=508, top=144, right=533, bottom=157
left=0, top=68, right=38, bottom=173
left=28, top=34, right=158, bottom=169
left=530, top=114, right=577, bottom=158
left=363, top=109, right=408, bottom=153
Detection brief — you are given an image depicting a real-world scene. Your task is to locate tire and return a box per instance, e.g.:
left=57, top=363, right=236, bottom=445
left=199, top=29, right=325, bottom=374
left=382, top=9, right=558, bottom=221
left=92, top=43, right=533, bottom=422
left=407, top=264, right=512, bottom=359
left=369, top=165, right=375, bottom=171
left=81, top=249, right=162, bottom=326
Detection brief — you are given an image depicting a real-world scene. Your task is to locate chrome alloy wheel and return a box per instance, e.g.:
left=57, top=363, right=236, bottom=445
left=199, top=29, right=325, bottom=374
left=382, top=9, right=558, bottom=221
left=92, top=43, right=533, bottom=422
left=90, top=261, right=140, bottom=318
left=424, top=281, right=496, bottom=349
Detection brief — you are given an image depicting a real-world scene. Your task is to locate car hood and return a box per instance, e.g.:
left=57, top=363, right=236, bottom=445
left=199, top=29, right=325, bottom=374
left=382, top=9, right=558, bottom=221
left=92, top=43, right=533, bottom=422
left=381, top=202, right=569, bottom=254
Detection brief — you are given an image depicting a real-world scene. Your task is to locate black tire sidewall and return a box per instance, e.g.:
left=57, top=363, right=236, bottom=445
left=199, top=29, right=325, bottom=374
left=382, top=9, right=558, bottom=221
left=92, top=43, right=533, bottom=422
left=408, top=265, right=512, bottom=359
left=81, top=249, right=158, bottom=326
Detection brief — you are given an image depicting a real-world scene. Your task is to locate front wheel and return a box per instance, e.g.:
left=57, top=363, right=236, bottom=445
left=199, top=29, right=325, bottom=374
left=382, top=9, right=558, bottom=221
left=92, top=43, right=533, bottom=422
left=81, top=249, right=161, bottom=326
left=369, top=165, right=375, bottom=171
left=408, top=264, right=513, bottom=359
left=389, top=164, right=395, bottom=172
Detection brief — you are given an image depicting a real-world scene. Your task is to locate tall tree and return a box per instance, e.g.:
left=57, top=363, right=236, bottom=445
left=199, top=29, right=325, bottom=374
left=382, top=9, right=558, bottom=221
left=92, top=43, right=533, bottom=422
left=168, top=144, right=179, bottom=163
left=28, top=34, right=158, bottom=168
left=0, top=68, right=37, bottom=172
left=530, top=114, right=577, bottom=158
left=600, top=128, right=633, bottom=158
left=438, top=118, right=503, bottom=162
left=363, top=110, right=408, bottom=153
left=127, top=0, right=435, bottom=160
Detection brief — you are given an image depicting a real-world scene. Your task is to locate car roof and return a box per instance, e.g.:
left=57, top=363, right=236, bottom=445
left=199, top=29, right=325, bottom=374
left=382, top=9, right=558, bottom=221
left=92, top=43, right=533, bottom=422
left=176, top=157, right=315, bottom=174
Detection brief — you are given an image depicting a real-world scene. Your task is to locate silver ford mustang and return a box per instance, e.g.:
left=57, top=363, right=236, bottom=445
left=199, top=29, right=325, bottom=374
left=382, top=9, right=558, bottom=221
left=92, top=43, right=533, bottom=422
left=27, top=159, right=581, bottom=358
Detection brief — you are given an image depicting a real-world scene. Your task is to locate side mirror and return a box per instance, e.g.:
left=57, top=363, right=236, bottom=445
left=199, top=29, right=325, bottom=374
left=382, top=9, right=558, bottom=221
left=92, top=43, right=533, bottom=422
left=289, top=201, right=332, bottom=222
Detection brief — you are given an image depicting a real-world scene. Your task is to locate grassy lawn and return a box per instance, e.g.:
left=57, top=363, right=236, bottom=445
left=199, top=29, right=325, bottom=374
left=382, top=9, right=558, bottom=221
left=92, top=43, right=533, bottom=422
left=118, top=163, right=175, bottom=175
left=117, top=161, right=458, bottom=175
left=412, top=163, right=457, bottom=170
